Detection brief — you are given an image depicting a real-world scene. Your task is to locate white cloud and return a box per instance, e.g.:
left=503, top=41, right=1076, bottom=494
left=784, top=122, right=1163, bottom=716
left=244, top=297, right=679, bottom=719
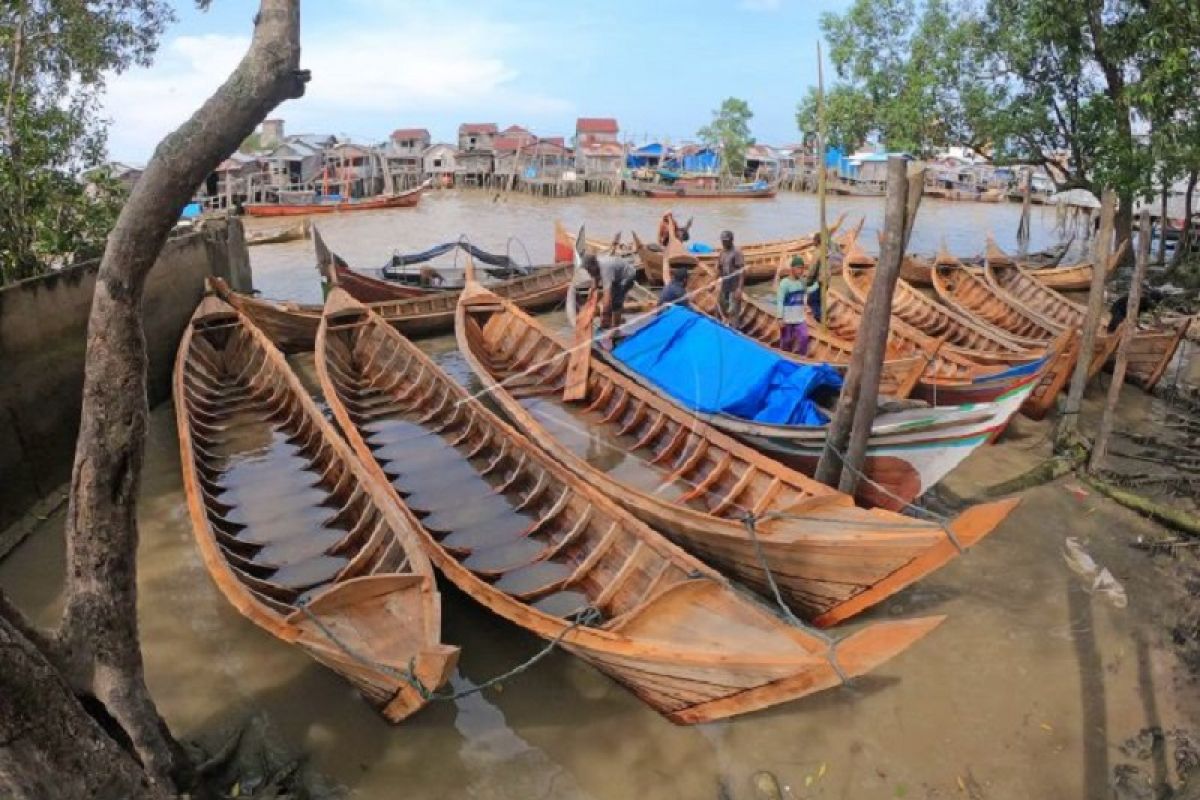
left=740, top=0, right=782, bottom=9
left=101, top=14, right=572, bottom=160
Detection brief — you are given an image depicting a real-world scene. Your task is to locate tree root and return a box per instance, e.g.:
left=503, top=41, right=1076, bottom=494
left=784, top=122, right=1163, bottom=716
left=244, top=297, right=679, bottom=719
left=1080, top=474, right=1200, bottom=538
left=973, top=446, right=1087, bottom=499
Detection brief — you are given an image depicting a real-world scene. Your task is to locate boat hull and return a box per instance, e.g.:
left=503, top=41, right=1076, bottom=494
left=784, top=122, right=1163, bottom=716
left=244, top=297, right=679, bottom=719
left=244, top=185, right=424, bottom=217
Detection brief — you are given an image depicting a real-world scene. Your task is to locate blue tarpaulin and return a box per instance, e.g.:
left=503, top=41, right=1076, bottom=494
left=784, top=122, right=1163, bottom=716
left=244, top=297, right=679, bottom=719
left=611, top=306, right=841, bottom=426
left=180, top=202, right=202, bottom=220
left=626, top=142, right=665, bottom=168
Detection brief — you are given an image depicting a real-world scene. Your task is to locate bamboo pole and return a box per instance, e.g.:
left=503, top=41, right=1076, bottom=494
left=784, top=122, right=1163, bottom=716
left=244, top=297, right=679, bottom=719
left=1056, top=188, right=1116, bottom=449
left=816, top=41, right=829, bottom=333
left=1089, top=209, right=1150, bottom=473
left=815, top=157, right=920, bottom=490
left=1158, top=181, right=1168, bottom=264
left=1017, top=167, right=1032, bottom=249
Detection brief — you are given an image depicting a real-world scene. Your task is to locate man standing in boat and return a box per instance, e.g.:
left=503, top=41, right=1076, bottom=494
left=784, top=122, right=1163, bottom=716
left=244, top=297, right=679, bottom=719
left=582, top=252, right=638, bottom=332
left=775, top=255, right=815, bottom=355
left=717, top=230, right=745, bottom=319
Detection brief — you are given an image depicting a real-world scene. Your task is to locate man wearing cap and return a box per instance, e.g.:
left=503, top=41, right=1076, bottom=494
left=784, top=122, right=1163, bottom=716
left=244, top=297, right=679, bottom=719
left=716, top=230, right=744, bottom=319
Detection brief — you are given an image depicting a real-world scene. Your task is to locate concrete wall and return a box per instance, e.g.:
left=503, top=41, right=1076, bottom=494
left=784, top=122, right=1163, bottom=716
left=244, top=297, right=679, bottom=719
left=0, top=219, right=251, bottom=531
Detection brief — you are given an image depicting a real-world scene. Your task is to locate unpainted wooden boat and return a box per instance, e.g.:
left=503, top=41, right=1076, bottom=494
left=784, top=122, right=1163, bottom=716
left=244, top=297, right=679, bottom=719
left=246, top=219, right=311, bottom=247
left=1030, top=259, right=1109, bottom=292
left=931, top=249, right=1064, bottom=341
left=244, top=182, right=425, bottom=217
left=315, top=287, right=945, bottom=723
left=1122, top=322, right=1189, bottom=391
left=455, top=273, right=1017, bottom=625
left=983, top=245, right=1087, bottom=329
left=174, top=292, right=457, bottom=721
left=209, top=254, right=575, bottom=350
left=630, top=217, right=843, bottom=286
left=840, top=232, right=1044, bottom=360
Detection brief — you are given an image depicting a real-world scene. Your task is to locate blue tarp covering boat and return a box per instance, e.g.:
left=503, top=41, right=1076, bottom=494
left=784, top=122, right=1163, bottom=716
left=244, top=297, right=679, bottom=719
left=611, top=306, right=841, bottom=426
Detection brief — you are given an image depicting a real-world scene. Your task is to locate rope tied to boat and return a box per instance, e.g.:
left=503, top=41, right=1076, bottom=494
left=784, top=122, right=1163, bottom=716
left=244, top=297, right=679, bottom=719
left=295, top=601, right=602, bottom=703
left=738, top=512, right=849, bottom=685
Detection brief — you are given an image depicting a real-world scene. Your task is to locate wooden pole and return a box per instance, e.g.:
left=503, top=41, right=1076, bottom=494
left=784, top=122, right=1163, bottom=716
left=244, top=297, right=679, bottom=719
left=1089, top=208, right=1150, bottom=473
left=1017, top=167, right=1032, bottom=249
left=815, top=156, right=919, bottom=490
left=1158, top=180, right=1168, bottom=264
left=1055, top=188, right=1116, bottom=449
left=816, top=41, right=829, bottom=332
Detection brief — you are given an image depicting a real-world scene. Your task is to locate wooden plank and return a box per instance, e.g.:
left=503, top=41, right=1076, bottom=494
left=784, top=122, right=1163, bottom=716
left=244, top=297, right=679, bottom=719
left=562, top=289, right=598, bottom=402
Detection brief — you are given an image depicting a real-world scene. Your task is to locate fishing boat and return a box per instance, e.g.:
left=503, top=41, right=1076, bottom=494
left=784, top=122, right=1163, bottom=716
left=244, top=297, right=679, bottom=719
left=315, top=288, right=944, bottom=723
left=985, top=254, right=1188, bottom=393
left=209, top=254, right=576, bottom=351
left=455, top=274, right=1018, bottom=625
left=245, top=219, right=311, bottom=247
left=630, top=179, right=777, bottom=199
left=1028, top=259, right=1109, bottom=291
left=840, top=232, right=1045, bottom=360
left=597, top=304, right=1037, bottom=511
left=889, top=240, right=1072, bottom=287
left=173, top=292, right=457, bottom=721
left=931, top=249, right=1064, bottom=341
left=243, top=181, right=426, bottom=217
left=313, top=227, right=442, bottom=302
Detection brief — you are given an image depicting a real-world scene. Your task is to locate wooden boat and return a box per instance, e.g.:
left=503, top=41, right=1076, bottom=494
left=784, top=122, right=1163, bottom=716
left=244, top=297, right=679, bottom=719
left=1122, top=321, right=1190, bottom=391
left=209, top=253, right=575, bottom=350
left=455, top=274, right=1018, bottom=625
left=174, top=292, right=457, bottom=721
left=631, top=180, right=777, bottom=199
left=830, top=177, right=885, bottom=196
left=840, top=232, right=1045, bottom=360
left=931, top=249, right=1064, bottom=341
left=313, top=225, right=439, bottom=302
left=244, top=182, right=425, bottom=217
left=630, top=218, right=842, bottom=286
left=246, top=219, right=311, bottom=247
left=593, top=303, right=1038, bottom=511
left=1029, top=259, right=1109, bottom=292
left=983, top=246, right=1087, bottom=329
left=315, top=288, right=945, bottom=723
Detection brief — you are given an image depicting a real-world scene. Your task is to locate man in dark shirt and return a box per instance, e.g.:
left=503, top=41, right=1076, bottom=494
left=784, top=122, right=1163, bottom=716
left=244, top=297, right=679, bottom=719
left=583, top=252, right=639, bottom=330
left=717, top=230, right=745, bottom=319
left=658, top=265, right=690, bottom=309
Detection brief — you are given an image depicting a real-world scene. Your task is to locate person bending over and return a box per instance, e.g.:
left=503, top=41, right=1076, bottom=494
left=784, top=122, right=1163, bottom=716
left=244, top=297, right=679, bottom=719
left=658, top=265, right=691, bottom=309
left=583, top=252, right=638, bottom=330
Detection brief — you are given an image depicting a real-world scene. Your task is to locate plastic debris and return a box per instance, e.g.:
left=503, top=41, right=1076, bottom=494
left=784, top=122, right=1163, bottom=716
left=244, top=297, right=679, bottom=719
left=1063, top=537, right=1128, bottom=608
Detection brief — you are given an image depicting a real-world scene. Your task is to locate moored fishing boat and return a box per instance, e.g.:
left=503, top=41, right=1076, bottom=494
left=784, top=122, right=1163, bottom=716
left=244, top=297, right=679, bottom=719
left=245, top=219, right=311, bottom=247
left=1029, top=259, right=1109, bottom=292
left=314, top=226, right=443, bottom=301
left=243, top=181, right=426, bottom=217
left=630, top=179, right=777, bottom=199
left=931, top=249, right=1064, bottom=341
left=455, top=271, right=1017, bottom=625
left=597, top=304, right=1037, bottom=511
left=316, top=288, right=945, bottom=723
left=840, top=232, right=1045, bottom=360
left=174, top=292, right=457, bottom=721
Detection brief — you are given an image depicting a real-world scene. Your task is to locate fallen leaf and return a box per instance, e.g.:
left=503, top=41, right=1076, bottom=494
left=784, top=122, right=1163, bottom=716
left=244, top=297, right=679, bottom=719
left=1041, top=723, right=1053, bottom=732
left=957, top=776, right=966, bottom=792
left=818, top=763, right=827, bottom=780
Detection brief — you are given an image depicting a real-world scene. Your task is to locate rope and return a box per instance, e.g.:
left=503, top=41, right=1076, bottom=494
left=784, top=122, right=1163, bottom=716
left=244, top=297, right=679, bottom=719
left=739, top=512, right=848, bottom=683
left=296, top=601, right=602, bottom=702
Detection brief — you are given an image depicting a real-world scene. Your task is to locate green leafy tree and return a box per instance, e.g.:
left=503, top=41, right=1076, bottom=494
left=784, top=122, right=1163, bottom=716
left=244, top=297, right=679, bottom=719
left=0, top=1, right=174, bottom=283
left=699, top=97, right=755, bottom=178
left=796, top=84, right=873, bottom=154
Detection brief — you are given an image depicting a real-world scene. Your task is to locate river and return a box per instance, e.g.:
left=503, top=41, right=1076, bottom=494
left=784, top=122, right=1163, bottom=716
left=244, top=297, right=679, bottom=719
left=2, top=190, right=1196, bottom=799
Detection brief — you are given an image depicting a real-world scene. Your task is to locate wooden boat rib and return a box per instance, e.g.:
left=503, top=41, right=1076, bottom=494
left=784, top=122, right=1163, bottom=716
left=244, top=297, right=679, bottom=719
left=209, top=254, right=575, bottom=351
left=174, top=292, right=457, bottom=721
left=246, top=219, right=311, bottom=247
left=931, top=250, right=1064, bottom=341
left=244, top=182, right=425, bottom=217
left=840, top=233, right=1045, bottom=360
left=315, top=287, right=945, bottom=723
left=456, top=272, right=1018, bottom=626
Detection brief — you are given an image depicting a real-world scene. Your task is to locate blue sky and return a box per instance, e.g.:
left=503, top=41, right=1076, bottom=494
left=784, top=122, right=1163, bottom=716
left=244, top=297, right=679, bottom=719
left=103, top=0, right=848, bottom=162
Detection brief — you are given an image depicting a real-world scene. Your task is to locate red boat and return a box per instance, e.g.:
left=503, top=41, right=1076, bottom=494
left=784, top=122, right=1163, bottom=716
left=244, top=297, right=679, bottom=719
left=245, top=182, right=425, bottom=217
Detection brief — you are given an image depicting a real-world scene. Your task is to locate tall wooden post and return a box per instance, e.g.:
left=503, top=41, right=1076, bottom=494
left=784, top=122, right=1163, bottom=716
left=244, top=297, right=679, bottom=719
left=1089, top=209, right=1150, bottom=473
left=1055, top=188, right=1116, bottom=449
left=815, top=157, right=922, bottom=492
left=816, top=41, right=829, bottom=332
left=1017, top=167, right=1032, bottom=250
left=1158, top=181, right=1168, bottom=264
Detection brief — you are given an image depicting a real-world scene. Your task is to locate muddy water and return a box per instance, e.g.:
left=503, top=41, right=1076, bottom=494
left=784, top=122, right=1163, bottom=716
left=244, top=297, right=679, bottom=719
left=2, top=193, right=1196, bottom=798
left=246, top=190, right=1070, bottom=304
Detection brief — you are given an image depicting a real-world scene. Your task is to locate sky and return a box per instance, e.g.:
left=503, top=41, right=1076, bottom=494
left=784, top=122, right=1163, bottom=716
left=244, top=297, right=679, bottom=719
left=101, top=0, right=848, bottom=163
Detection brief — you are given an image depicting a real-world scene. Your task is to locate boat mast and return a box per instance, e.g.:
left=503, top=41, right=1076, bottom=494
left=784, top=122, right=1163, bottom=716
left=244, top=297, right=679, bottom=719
left=816, top=41, right=829, bottom=333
